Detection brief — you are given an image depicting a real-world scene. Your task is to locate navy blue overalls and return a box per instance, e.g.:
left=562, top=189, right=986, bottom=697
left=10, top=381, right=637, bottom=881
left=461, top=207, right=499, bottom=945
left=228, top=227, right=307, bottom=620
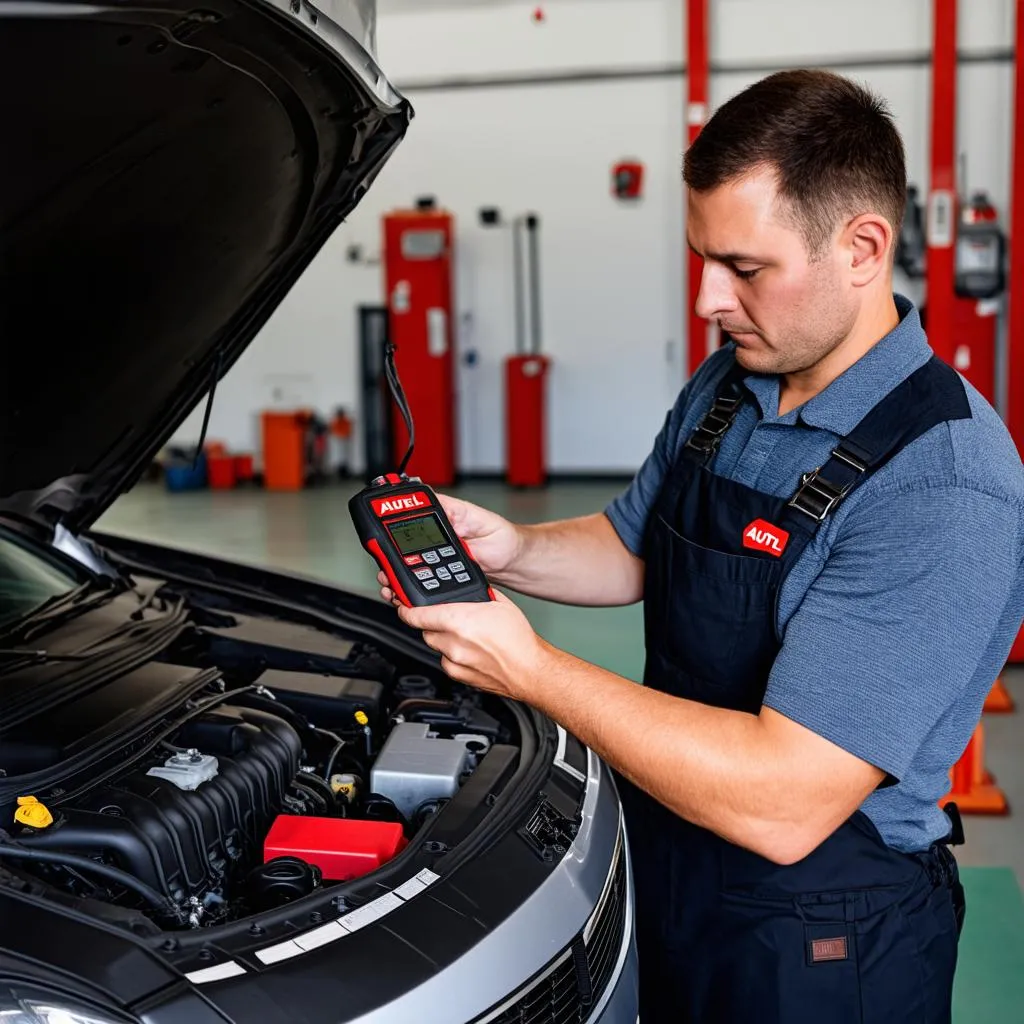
left=621, top=354, right=970, bottom=1023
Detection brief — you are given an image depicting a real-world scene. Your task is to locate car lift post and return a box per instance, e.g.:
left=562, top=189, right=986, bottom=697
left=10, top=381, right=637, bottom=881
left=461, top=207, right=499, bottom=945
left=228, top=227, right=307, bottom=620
left=926, top=0, right=958, bottom=366
left=1008, top=0, right=1024, bottom=459
left=686, top=0, right=710, bottom=379
left=1005, top=0, right=1024, bottom=666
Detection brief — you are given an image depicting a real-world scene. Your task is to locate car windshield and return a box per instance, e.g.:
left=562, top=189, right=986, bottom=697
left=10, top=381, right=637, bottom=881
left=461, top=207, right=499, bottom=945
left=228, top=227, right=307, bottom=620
left=0, top=529, right=83, bottom=632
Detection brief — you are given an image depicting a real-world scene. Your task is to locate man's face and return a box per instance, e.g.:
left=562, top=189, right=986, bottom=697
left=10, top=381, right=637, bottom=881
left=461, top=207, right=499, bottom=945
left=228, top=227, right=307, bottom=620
left=687, top=166, right=859, bottom=377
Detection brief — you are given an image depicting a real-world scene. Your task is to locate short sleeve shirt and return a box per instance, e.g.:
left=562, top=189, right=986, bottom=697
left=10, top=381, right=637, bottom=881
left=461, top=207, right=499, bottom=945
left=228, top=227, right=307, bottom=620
left=605, top=296, right=1024, bottom=852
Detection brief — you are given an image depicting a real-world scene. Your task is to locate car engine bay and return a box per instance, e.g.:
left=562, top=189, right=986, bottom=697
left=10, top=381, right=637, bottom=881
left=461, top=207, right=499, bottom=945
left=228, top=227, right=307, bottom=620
left=0, top=578, right=522, bottom=933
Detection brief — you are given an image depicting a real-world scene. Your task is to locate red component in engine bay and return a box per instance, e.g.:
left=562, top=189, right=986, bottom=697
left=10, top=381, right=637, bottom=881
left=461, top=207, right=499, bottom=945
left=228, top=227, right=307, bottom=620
left=264, top=816, right=408, bottom=881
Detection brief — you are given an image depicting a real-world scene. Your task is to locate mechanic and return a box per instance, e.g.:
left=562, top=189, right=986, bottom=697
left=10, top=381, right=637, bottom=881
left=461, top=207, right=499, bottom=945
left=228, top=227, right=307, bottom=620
left=381, top=70, right=1024, bottom=1022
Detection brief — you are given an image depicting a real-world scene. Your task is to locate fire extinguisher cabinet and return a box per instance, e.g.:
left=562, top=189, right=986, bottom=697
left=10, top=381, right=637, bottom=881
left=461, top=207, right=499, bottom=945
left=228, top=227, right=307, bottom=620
left=505, top=213, right=549, bottom=487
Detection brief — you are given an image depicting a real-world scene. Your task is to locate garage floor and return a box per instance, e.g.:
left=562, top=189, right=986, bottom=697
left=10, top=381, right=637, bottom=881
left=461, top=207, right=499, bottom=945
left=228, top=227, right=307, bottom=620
left=98, top=480, right=1024, bottom=1022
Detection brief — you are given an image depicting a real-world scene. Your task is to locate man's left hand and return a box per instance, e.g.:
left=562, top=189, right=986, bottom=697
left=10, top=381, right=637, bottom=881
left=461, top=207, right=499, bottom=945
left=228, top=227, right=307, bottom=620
left=396, top=591, right=550, bottom=701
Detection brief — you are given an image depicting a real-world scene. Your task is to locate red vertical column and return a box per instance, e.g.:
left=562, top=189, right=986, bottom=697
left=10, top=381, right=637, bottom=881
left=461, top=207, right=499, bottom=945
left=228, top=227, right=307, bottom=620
left=1007, top=0, right=1024, bottom=662
left=926, top=0, right=958, bottom=366
left=686, top=0, right=709, bottom=379
left=1008, top=0, right=1024, bottom=457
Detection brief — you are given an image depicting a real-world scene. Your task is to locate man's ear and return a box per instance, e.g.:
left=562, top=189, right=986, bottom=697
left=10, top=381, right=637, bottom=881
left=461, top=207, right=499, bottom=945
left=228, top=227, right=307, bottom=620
left=844, top=213, right=894, bottom=287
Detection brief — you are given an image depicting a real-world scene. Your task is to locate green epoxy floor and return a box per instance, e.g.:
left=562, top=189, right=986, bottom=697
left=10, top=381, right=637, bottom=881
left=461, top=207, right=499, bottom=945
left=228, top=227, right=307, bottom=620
left=98, top=480, right=1024, bottom=1021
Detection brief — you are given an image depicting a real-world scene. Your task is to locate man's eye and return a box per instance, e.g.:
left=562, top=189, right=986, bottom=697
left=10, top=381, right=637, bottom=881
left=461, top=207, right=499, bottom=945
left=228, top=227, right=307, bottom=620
left=734, top=267, right=761, bottom=281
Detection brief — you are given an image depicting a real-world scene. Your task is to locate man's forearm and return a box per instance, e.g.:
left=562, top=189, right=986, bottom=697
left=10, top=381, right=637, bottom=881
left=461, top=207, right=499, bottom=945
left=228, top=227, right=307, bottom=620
left=494, top=513, right=644, bottom=607
left=528, top=644, right=883, bottom=864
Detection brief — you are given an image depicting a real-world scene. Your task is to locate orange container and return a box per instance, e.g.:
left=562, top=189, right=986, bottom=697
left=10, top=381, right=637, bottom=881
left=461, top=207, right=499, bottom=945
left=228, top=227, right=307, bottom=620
left=207, top=455, right=237, bottom=490
left=262, top=411, right=310, bottom=491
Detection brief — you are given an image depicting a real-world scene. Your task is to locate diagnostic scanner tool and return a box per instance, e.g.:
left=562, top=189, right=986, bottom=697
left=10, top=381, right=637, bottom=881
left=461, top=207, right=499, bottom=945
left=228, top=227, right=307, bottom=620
left=349, top=346, right=493, bottom=607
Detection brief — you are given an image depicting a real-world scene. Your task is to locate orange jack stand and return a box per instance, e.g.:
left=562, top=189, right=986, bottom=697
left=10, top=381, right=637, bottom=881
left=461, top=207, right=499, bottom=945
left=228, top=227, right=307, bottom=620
left=984, top=677, right=1016, bottom=713
left=944, top=723, right=1009, bottom=815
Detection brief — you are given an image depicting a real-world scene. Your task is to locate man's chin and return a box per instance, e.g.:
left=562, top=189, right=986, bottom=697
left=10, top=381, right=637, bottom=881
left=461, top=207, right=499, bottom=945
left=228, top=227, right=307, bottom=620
left=732, top=344, right=776, bottom=373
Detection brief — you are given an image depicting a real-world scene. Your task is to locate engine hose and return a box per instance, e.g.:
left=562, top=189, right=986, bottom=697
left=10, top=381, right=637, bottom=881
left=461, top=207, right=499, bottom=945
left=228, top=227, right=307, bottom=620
left=0, top=843, right=184, bottom=921
left=300, top=770, right=338, bottom=806
left=291, top=778, right=330, bottom=815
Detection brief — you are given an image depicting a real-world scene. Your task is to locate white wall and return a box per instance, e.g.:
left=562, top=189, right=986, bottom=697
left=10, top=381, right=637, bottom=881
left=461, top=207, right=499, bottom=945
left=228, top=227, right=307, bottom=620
left=172, top=0, right=1017, bottom=473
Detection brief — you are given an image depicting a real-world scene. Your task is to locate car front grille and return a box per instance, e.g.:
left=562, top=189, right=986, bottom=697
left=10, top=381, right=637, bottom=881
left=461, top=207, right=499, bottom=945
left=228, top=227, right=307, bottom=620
left=480, top=830, right=628, bottom=1024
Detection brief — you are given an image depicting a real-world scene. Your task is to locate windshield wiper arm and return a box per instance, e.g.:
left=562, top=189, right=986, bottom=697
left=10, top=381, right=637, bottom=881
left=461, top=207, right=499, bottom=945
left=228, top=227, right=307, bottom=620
left=8, top=578, right=128, bottom=644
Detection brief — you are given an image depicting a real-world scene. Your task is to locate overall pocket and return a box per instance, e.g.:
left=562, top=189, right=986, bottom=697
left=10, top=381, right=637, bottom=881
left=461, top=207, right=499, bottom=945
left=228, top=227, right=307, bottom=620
left=647, top=513, right=781, bottom=707
left=698, top=888, right=864, bottom=1024
left=700, top=881, right=938, bottom=1024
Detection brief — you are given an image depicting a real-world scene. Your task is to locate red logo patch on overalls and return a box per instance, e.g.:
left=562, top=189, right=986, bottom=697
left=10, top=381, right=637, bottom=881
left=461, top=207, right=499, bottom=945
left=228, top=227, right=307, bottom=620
left=743, top=519, right=789, bottom=557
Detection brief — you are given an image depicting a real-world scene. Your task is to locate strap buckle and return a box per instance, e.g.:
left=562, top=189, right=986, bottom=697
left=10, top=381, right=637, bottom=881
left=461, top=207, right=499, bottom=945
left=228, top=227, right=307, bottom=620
left=941, top=802, right=966, bottom=846
left=684, top=394, right=743, bottom=456
left=787, top=446, right=868, bottom=523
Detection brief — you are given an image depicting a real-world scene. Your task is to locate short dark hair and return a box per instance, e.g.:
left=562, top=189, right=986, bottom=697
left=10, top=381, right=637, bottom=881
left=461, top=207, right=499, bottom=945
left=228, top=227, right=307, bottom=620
left=684, top=69, right=906, bottom=257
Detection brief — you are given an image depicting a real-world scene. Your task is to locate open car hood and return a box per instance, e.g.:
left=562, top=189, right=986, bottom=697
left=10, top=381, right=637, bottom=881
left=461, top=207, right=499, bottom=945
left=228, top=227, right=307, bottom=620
left=0, top=0, right=409, bottom=533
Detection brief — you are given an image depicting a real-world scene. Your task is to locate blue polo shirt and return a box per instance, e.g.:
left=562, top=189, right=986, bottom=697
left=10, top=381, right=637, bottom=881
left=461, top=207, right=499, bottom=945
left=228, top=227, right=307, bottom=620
left=606, top=295, right=1024, bottom=853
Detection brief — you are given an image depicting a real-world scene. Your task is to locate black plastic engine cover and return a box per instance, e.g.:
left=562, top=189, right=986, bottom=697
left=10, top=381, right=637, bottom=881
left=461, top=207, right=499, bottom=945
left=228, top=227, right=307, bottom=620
left=17, top=706, right=301, bottom=905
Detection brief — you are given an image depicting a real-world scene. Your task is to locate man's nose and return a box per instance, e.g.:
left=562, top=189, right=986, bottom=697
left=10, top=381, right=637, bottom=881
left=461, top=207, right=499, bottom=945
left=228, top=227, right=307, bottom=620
left=694, top=262, right=739, bottom=321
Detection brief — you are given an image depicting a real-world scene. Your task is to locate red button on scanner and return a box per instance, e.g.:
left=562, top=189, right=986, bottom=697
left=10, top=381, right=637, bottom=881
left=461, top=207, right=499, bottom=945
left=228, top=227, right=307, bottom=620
left=404, top=554, right=424, bottom=566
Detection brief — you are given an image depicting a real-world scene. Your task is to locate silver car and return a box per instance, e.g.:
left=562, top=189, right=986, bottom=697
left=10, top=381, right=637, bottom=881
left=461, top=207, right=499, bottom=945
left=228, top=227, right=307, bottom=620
left=0, top=0, right=639, bottom=1020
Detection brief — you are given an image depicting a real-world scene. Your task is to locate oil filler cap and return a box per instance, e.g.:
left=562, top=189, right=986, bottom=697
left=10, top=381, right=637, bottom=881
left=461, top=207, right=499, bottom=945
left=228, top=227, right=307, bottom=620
left=15, top=796, right=53, bottom=829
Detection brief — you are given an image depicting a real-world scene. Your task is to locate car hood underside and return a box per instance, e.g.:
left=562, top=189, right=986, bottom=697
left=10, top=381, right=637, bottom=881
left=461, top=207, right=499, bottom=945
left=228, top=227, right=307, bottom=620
left=0, top=0, right=409, bottom=533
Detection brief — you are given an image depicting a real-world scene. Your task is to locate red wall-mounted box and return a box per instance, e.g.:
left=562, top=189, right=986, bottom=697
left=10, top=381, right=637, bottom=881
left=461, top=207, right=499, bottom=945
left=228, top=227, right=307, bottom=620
left=264, top=816, right=407, bottom=881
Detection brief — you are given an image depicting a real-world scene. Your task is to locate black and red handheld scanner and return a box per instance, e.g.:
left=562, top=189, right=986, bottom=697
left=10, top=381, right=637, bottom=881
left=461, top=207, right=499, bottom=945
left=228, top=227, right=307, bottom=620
left=349, top=345, right=493, bottom=608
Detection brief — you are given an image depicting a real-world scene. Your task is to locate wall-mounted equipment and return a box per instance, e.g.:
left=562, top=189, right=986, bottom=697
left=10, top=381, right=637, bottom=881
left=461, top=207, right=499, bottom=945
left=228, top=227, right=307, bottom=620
left=896, top=184, right=927, bottom=279
left=901, top=184, right=1006, bottom=406
left=955, top=191, right=1006, bottom=300
left=479, top=208, right=550, bottom=487
left=382, top=204, right=457, bottom=487
left=507, top=214, right=549, bottom=487
left=612, top=161, right=645, bottom=201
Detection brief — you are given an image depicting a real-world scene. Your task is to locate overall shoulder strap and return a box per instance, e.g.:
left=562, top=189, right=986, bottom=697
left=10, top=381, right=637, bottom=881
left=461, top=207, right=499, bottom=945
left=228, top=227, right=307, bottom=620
left=681, top=361, right=748, bottom=467
left=783, top=357, right=972, bottom=525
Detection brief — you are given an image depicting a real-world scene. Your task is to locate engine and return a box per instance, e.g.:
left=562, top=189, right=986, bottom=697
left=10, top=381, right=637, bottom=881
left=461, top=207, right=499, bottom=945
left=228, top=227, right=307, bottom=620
left=6, top=655, right=509, bottom=931
left=15, top=705, right=302, bottom=919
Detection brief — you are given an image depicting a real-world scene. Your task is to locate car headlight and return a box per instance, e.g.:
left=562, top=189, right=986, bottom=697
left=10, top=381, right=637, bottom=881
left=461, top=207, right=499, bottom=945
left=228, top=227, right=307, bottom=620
left=0, top=989, right=131, bottom=1024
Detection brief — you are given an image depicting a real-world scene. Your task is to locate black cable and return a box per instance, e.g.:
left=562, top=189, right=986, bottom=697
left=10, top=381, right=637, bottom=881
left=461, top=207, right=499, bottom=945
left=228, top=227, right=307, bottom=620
left=193, top=348, right=223, bottom=469
left=314, top=727, right=346, bottom=748
left=0, top=843, right=183, bottom=920
left=384, top=342, right=415, bottom=477
left=324, top=740, right=347, bottom=781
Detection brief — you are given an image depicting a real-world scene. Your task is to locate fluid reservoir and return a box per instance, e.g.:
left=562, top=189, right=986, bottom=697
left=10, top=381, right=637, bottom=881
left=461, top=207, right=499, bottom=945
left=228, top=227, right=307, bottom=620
left=370, top=722, right=470, bottom=819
